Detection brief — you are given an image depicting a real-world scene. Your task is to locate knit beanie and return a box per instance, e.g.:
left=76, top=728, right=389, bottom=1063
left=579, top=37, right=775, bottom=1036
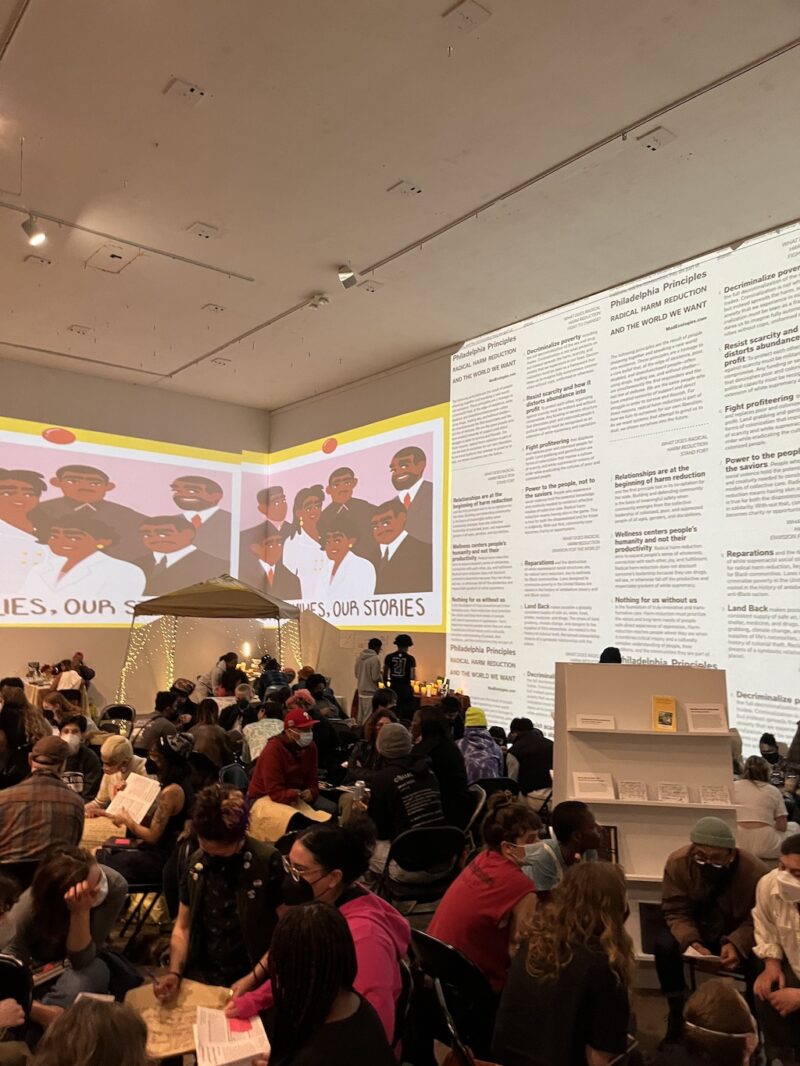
left=376, top=722, right=412, bottom=759
left=465, top=707, right=488, bottom=728
left=690, top=816, right=736, bottom=850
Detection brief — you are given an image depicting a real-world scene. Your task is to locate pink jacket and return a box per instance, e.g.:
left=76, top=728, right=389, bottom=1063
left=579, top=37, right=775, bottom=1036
left=231, top=888, right=410, bottom=1042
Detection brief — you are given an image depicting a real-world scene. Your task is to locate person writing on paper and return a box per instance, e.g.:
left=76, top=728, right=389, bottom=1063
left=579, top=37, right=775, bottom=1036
left=733, top=755, right=796, bottom=860
left=492, top=863, right=634, bottom=1066
left=519, top=800, right=601, bottom=897
left=153, top=785, right=283, bottom=1006
left=85, top=736, right=148, bottom=817
left=0, top=847, right=127, bottom=1025
left=752, top=834, right=800, bottom=1059
left=655, top=816, right=767, bottom=1046
left=252, top=902, right=394, bottom=1066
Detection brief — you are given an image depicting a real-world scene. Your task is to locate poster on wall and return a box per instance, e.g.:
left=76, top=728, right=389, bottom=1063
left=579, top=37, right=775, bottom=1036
left=447, top=219, right=800, bottom=752
left=0, top=417, right=240, bottom=625
left=239, top=403, right=449, bottom=630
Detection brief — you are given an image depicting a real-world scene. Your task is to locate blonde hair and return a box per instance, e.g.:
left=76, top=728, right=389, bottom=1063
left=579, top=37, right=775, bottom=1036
left=31, top=999, right=148, bottom=1066
left=523, top=862, right=634, bottom=990
left=100, top=734, right=133, bottom=766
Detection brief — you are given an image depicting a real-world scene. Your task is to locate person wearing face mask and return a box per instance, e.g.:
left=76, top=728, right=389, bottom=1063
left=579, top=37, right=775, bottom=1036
left=227, top=815, right=411, bottom=1045
left=752, top=833, right=800, bottom=1059
left=60, top=716, right=102, bottom=802
left=428, top=794, right=542, bottom=994
left=656, top=816, right=767, bottom=1046
left=247, top=706, right=335, bottom=815
left=0, top=846, right=127, bottom=1027
left=152, top=785, right=283, bottom=1010
left=519, top=800, right=601, bottom=898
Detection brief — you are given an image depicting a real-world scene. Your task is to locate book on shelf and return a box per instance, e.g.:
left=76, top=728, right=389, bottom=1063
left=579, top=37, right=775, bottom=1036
left=597, top=824, right=618, bottom=864
left=651, top=695, right=677, bottom=733
left=657, top=781, right=690, bottom=804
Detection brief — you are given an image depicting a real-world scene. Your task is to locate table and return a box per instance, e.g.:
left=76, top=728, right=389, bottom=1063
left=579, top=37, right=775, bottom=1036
left=418, top=692, right=471, bottom=712
left=23, top=681, right=52, bottom=710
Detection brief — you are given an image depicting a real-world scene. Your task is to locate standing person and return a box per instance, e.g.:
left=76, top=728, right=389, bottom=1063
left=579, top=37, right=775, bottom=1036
left=428, top=795, right=541, bottom=993
left=412, top=706, right=473, bottom=829
left=519, top=800, right=601, bottom=895
left=655, top=816, right=767, bottom=1045
left=32, top=464, right=146, bottom=564
left=0, top=737, right=84, bottom=876
left=383, top=635, right=416, bottom=723
left=228, top=817, right=410, bottom=1045
left=99, top=734, right=195, bottom=886
left=354, top=639, right=383, bottom=725
left=492, top=863, right=634, bottom=1066
left=456, top=707, right=504, bottom=784
left=153, top=785, right=283, bottom=1004
left=733, top=755, right=794, bottom=859
left=0, top=848, right=127, bottom=1024
left=752, top=833, right=800, bottom=1058
left=60, top=717, right=102, bottom=801
left=253, top=903, right=394, bottom=1066
left=85, top=736, right=147, bottom=817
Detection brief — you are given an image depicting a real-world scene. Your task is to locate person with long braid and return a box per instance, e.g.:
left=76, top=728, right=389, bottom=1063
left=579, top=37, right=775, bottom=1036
left=252, top=902, right=394, bottom=1066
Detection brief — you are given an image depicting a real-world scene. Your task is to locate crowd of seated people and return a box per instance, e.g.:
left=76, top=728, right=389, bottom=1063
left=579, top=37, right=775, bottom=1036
left=1, top=647, right=800, bottom=1066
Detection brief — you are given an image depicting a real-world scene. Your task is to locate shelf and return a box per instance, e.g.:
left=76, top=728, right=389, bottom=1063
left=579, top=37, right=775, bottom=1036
left=584, top=799, right=734, bottom=810
left=625, top=874, right=663, bottom=883
left=569, top=728, right=729, bottom=738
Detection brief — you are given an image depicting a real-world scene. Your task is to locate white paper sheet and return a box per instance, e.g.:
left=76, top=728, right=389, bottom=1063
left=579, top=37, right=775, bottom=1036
left=195, top=1007, right=270, bottom=1066
left=105, top=773, right=161, bottom=824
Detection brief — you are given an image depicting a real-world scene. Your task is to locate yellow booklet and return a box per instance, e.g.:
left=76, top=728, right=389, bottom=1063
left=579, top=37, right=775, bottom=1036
left=652, top=695, right=677, bottom=732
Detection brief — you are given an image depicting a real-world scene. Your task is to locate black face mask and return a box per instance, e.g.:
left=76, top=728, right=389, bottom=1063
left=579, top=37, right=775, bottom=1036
left=697, top=863, right=730, bottom=885
left=762, top=751, right=779, bottom=765
left=280, top=872, right=315, bottom=906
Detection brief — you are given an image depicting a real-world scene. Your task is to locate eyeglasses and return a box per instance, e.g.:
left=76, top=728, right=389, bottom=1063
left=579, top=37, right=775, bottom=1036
left=693, top=853, right=729, bottom=869
left=281, top=854, right=322, bottom=883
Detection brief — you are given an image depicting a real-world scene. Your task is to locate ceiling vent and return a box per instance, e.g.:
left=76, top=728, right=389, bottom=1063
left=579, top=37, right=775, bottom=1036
left=443, top=0, right=492, bottom=33
left=164, top=77, right=208, bottom=106
left=388, top=180, right=423, bottom=198
left=85, top=243, right=138, bottom=273
left=187, top=221, right=221, bottom=240
left=67, top=324, right=93, bottom=336
left=636, top=127, right=676, bottom=152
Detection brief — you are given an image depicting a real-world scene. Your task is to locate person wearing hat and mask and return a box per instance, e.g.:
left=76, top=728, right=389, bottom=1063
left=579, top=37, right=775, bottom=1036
left=98, top=733, right=195, bottom=886
left=382, top=634, right=416, bottom=723
left=655, top=816, right=767, bottom=1045
left=248, top=706, right=333, bottom=813
left=752, top=833, right=800, bottom=1059
left=365, top=722, right=446, bottom=876
left=456, top=707, right=504, bottom=785
left=0, top=736, right=84, bottom=880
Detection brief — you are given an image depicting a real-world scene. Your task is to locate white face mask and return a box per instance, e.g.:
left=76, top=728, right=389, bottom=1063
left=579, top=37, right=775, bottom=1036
left=92, top=869, right=109, bottom=908
left=295, top=730, right=314, bottom=748
left=62, top=734, right=81, bottom=755
left=776, top=869, right=800, bottom=903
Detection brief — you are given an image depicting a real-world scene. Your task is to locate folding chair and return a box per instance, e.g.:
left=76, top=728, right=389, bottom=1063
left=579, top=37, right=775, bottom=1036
left=464, top=784, right=487, bottom=849
left=392, top=957, right=414, bottom=1051
left=98, top=704, right=136, bottom=739
left=376, top=826, right=465, bottom=905
left=473, top=777, right=520, bottom=798
left=219, top=763, right=250, bottom=789
left=119, top=882, right=163, bottom=957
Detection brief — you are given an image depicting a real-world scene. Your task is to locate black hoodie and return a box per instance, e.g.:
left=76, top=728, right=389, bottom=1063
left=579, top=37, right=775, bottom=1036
left=368, top=753, right=445, bottom=839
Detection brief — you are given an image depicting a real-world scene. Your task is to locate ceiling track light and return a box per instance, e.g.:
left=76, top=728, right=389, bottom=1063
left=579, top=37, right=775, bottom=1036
left=21, top=213, right=46, bottom=246
left=337, top=264, right=357, bottom=289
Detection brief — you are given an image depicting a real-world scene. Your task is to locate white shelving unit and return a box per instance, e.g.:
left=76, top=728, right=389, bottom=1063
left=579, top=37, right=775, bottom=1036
left=553, top=662, right=734, bottom=980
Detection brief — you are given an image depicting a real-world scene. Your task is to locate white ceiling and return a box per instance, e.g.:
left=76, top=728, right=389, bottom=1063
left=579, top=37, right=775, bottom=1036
left=0, top=0, right=798, bottom=410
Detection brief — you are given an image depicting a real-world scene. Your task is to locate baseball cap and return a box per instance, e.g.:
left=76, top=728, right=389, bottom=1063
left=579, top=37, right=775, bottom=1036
left=32, top=736, right=70, bottom=765
left=285, top=708, right=315, bottom=730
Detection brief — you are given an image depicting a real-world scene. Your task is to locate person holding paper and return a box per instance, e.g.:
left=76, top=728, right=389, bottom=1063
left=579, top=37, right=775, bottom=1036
left=153, top=784, right=283, bottom=1006
left=655, top=816, right=767, bottom=1046
left=85, top=736, right=148, bottom=817
left=752, top=833, right=800, bottom=1059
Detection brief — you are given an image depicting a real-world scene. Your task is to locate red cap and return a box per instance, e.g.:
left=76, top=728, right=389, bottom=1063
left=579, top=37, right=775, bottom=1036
left=284, top=707, right=315, bottom=730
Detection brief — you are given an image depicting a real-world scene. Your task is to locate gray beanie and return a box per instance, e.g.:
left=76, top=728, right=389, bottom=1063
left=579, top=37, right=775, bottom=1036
left=376, top=722, right=412, bottom=760
left=690, top=816, right=736, bottom=850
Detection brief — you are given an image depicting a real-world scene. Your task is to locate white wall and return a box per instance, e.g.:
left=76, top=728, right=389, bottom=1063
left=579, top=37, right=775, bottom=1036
left=0, top=356, right=270, bottom=711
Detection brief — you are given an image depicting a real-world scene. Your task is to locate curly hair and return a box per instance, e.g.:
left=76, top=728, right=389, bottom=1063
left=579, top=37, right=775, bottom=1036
left=192, top=784, right=249, bottom=844
left=3, top=687, right=51, bottom=745
left=523, top=862, right=633, bottom=991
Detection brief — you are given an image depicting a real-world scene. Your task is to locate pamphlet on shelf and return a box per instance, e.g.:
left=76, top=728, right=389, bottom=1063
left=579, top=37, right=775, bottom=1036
left=685, top=703, right=727, bottom=733
left=106, top=774, right=161, bottom=824
left=618, top=781, right=648, bottom=803
left=194, top=1007, right=269, bottom=1066
left=699, top=784, right=730, bottom=806
left=657, top=782, right=690, bottom=804
left=651, top=696, right=677, bottom=732
left=572, top=772, right=616, bottom=801
left=575, top=714, right=616, bottom=731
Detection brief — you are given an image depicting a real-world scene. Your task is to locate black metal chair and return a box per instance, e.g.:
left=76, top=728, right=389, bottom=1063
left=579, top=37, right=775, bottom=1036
left=410, top=929, right=498, bottom=1060
left=99, top=704, right=136, bottom=739
left=392, top=957, right=414, bottom=1051
left=219, top=763, right=249, bottom=789
left=473, top=776, right=520, bottom=798
left=464, top=784, right=487, bottom=849
left=376, top=827, right=465, bottom=905
left=434, top=977, right=479, bottom=1066
left=0, top=953, right=33, bottom=1015
left=119, top=882, right=163, bottom=957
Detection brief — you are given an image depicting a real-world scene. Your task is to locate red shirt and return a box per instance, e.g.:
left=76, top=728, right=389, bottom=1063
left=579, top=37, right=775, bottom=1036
left=428, top=849, right=534, bottom=992
left=247, top=733, right=319, bottom=803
